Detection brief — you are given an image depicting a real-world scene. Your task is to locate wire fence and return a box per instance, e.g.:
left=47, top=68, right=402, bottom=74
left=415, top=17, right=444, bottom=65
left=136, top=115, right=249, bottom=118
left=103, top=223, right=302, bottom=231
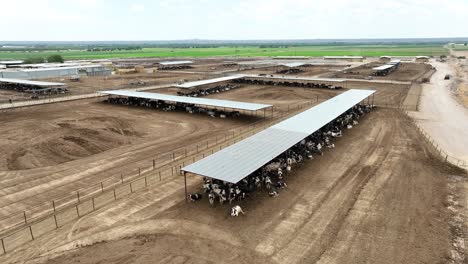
left=401, top=110, right=468, bottom=168
left=2, top=93, right=463, bottom=255
left=0, top=99, right=317, bottom=255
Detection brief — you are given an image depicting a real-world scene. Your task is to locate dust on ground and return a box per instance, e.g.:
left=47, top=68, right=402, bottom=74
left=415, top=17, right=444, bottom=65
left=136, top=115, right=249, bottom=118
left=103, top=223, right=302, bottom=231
left=330, top=62, right=433, bottom=82
left=3, top=109, right=465, bottom=264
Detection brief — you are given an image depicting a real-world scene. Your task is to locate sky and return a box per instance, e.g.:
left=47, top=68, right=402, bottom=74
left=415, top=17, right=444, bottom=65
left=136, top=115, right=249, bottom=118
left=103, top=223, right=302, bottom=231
left=2, top=0, right=468, bottom=41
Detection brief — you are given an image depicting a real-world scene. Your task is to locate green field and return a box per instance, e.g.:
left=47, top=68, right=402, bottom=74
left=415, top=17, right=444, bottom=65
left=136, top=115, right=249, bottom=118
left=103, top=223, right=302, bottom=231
left=0, top=45, right=448, bottom=60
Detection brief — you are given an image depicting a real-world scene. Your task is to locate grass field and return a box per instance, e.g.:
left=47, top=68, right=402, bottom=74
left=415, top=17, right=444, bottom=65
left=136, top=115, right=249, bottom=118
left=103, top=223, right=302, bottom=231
left=0, top=45, right=448, bottom=60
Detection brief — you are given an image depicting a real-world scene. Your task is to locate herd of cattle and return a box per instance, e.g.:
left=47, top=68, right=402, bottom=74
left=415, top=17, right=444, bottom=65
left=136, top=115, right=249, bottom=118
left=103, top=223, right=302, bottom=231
left=232, top=78, right=343, bottom=90
left=0, top=84, right=68, bottom=98
left=189, top=103, right=375, bottom=216
left=177, top=84, right=241, bottom=97
left=276, top=68, right=304, bottom=74
left=158, top=65, right=193, bottom=71
left=104, top=97, right=241, bottom=118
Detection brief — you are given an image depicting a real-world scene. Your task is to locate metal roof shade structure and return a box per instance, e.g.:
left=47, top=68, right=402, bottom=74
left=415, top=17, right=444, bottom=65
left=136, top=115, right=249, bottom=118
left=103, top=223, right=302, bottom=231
left=281, top=62, right=311, bottom=68
left=159, top=60, right=193, bottom=66
left=0, top=60, right=23, bottom=65
left=182, top=89, right=375, bottom=185
left=0, top=78, right=65, bottom=87
left=175, top=75, right=247, bottom=89
left=243, top=74, right=346, bottom=83
left=388, top=59, right=402, bottom=65
left=99, top=90, right=272, bottom=111
left=372, top=65, right=396, bottom=71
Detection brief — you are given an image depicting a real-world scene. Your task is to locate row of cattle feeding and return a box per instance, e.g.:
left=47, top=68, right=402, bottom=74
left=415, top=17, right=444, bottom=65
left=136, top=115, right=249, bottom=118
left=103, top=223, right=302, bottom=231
left=232, top=78, right=343, bottom=90
left=104, top=97, right=241, bottom=118
left=177, top=84, right=241, bottom=97
left=189, top=103, right=375, bottom=212
left=0, top=84, right=68, bottom=96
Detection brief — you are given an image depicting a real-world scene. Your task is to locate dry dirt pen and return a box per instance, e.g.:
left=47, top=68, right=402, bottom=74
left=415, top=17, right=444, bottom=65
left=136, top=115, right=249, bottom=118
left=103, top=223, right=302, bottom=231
left=1, top=107, right=466, bottom=264
left=240, top=65, right=346, bottom=77
left=331, top=62, right=433, bottom=82
left=0, top=71, right=213, bottom=105
left=0, top=95, right=319, bottom=256
left=0, top=80, right=449, bottom=262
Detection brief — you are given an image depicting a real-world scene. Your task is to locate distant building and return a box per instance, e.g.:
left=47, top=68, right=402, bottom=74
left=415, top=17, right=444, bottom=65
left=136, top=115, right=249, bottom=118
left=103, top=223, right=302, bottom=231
left=379, top=56, right=392, bottom=63
left=273, top=56, right=309, bottom=60
left=324, top=56, right=364, bottom=62
left=0, top=65, right=110, bottom=79
left=415, top=56, right=429, bottom=63
left=0, top=60, right=24, bottom=68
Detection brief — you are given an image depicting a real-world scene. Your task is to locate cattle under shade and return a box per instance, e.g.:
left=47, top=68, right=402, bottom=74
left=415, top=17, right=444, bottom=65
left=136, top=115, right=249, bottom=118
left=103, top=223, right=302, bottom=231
left=181, top=89, right=375, bottom=189
left=0, top=78, right=65, bottom=87
left=99, top=90, right=272, bottom=111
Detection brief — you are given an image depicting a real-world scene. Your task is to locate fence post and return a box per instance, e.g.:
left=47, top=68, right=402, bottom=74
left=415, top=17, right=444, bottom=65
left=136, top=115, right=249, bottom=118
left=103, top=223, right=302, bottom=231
left=29, top=226, right=34, bottom=240
left=130, top=182, right=133, bottom=193
left=77, top=191, right=80, bottom=203
left=53, top=214, right=58, bottom=228
left=1, top=238, right=5, bottom=254
left=113, top=189, right=117, bottom=200
left=76, top=205, right=80, bottom=217
left=138, top=167, right=141, bottom=176
left=52, top=200, right=56, bottom=212
left=92, top=198, right=95, bottom=210
left=153, top=159, right=155, bottom=169
left=101, top=182, right=104, bottom=193
left=23, top=211, right=27, bottom=224
left=121, top=174, right=124, bottom=183
left=171, top=167, right=174, bottom=176
left=159, top=171, right=162, bottom=181
left=144, top=176, right=148, bottom=187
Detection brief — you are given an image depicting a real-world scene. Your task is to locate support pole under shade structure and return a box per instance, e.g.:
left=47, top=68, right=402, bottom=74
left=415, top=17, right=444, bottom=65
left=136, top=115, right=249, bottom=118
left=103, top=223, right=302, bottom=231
left=181, top=89, right=376, bottom=185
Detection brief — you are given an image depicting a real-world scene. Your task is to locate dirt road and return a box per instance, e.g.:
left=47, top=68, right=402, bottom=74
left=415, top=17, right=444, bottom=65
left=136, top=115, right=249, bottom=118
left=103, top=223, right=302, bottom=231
left=409, top=60, right=468, bottom=163
left=1, top=108, right=463, bottom=264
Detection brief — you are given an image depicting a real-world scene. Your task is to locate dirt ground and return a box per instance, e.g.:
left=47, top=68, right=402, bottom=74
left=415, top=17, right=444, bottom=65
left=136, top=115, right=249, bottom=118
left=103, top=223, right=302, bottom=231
left=154, top=84, right=342, bottom=106
left=346, top=80, right=412, bottom=108
left=453, top=58, right=468, bottom=107
left=1, top=57, right=467, bottom=264
left=3, top=108, right=465, bottom=264
left=0, top=85, right=328, bottom=221
left=330, top=62, right=433, bottom=82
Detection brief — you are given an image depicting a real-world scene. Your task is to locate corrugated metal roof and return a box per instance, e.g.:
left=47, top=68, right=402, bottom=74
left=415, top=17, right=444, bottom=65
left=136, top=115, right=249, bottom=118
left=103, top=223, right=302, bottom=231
left=388, top=59, right=401, bottom=65
left=324, top=56, right=364, bottom=59
left=0, top=78, right=65, bottom=87
left=372, top=65, right=395, bottom=71
left=243, top=74, right=346, bottom=83
left=175, top=75, right=246, bottom=88
left=281, top=62, right=310, bottom=67
left=0, top=60, right=23, bottom=65
left=182, top=89, right=375, bottom=183
left=99, top=90, right=272, bottom=111
left=20, top=65, right=103, bottom=72
left=159, top=60, right=193, bottom=65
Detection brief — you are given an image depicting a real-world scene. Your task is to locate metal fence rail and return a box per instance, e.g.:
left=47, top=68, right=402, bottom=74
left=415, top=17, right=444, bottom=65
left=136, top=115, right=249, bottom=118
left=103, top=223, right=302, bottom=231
left=2, top=94, right=457, bottom=255
left=0, top=99, right=317, bottom=255
left=402, top=110, right=468, bottom=168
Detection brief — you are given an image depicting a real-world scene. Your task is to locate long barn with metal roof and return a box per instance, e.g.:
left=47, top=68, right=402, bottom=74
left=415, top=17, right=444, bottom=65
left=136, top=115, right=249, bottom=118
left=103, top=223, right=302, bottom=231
left=182, top=89, right=375, bottom=185
left=0, top=78, right=66, bottom=87
left=99, top=90, right=272, bottom=111
left=175, top=75, right=246, bottom=89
